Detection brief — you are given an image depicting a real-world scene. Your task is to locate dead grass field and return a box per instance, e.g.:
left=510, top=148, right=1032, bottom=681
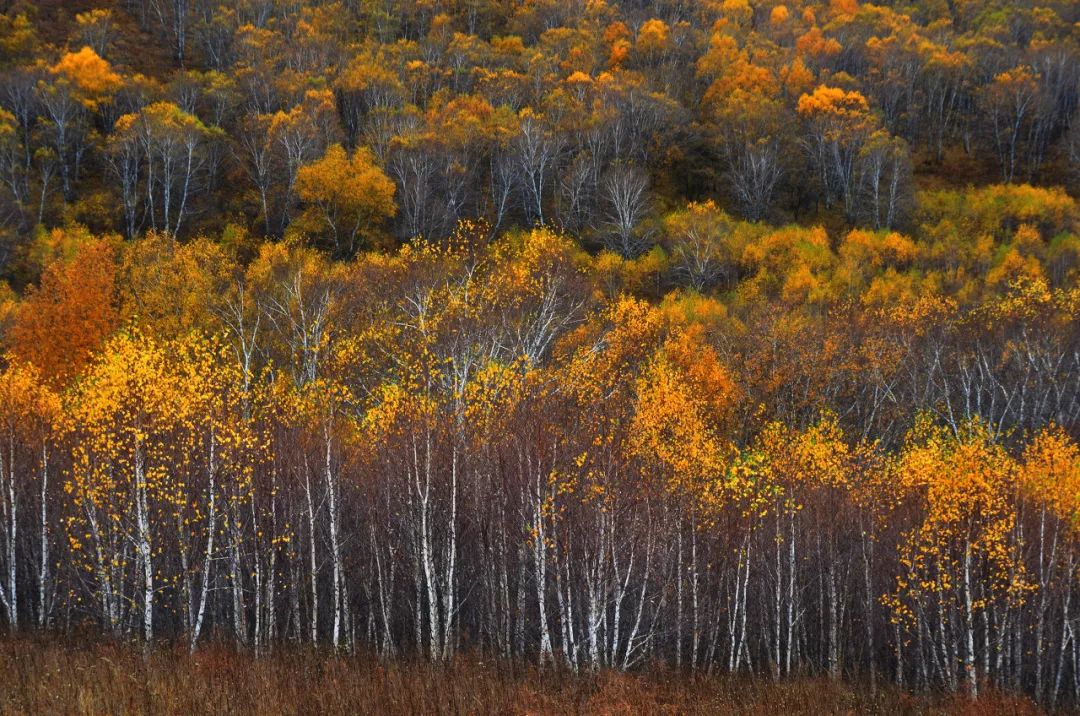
left=0, top=637, right=1046, bottom=716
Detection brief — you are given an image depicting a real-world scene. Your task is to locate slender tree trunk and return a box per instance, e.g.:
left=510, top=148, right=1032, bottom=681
left=326, top=426, right=344, bottom=649
left=963, top=541, right=977, bottom=697
left=304, top=459, right=318, bottom=645
left=532, top=470, right=553, bottom=663
left=135, top=442, right=154, bottom=648
left=190, top=434, right=216, bottom=652
left=37, top=443, right=49, bottom=628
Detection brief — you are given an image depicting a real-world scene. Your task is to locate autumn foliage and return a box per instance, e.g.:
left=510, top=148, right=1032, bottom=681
left=0, top=0, right=1078, bottom=709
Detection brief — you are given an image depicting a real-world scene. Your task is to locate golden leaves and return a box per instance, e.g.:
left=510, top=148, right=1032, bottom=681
left=0, top=357, right=59, bottom=439
left=636, top=19, right=671, bottom=56
left=797, top=85, right=871, bottom=127
left=50, top=47, right=122, bottom=102
left=889, top=418, right=1029, bottom=615
left=294, top=144, right=397, bottom=256
left=1020, top=425, right=1080, bottom=532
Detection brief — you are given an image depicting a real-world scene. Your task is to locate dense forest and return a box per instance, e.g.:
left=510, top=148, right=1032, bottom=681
left=0, top=0, right=1079, bottom=709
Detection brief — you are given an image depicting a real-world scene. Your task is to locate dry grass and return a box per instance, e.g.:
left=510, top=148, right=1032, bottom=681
left=0, top=637, right=1045, bottom=716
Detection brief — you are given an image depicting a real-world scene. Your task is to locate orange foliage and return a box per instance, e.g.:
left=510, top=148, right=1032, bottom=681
left=7, top=236, right=118, bottom=386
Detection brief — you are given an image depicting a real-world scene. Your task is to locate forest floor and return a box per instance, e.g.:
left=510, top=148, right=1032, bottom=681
left=0, top=636, right=1045, bottom=715
left=20, top=0, right=176, bottom=78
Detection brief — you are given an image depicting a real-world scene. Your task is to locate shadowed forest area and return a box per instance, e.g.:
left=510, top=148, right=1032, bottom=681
left=0, top=0, right=1079, bottom=711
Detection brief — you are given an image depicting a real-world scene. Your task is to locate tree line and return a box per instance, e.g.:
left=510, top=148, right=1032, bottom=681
left=0, top=0, right=1078, bottom=269
left=0, top=187, right=1077, bottom=703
